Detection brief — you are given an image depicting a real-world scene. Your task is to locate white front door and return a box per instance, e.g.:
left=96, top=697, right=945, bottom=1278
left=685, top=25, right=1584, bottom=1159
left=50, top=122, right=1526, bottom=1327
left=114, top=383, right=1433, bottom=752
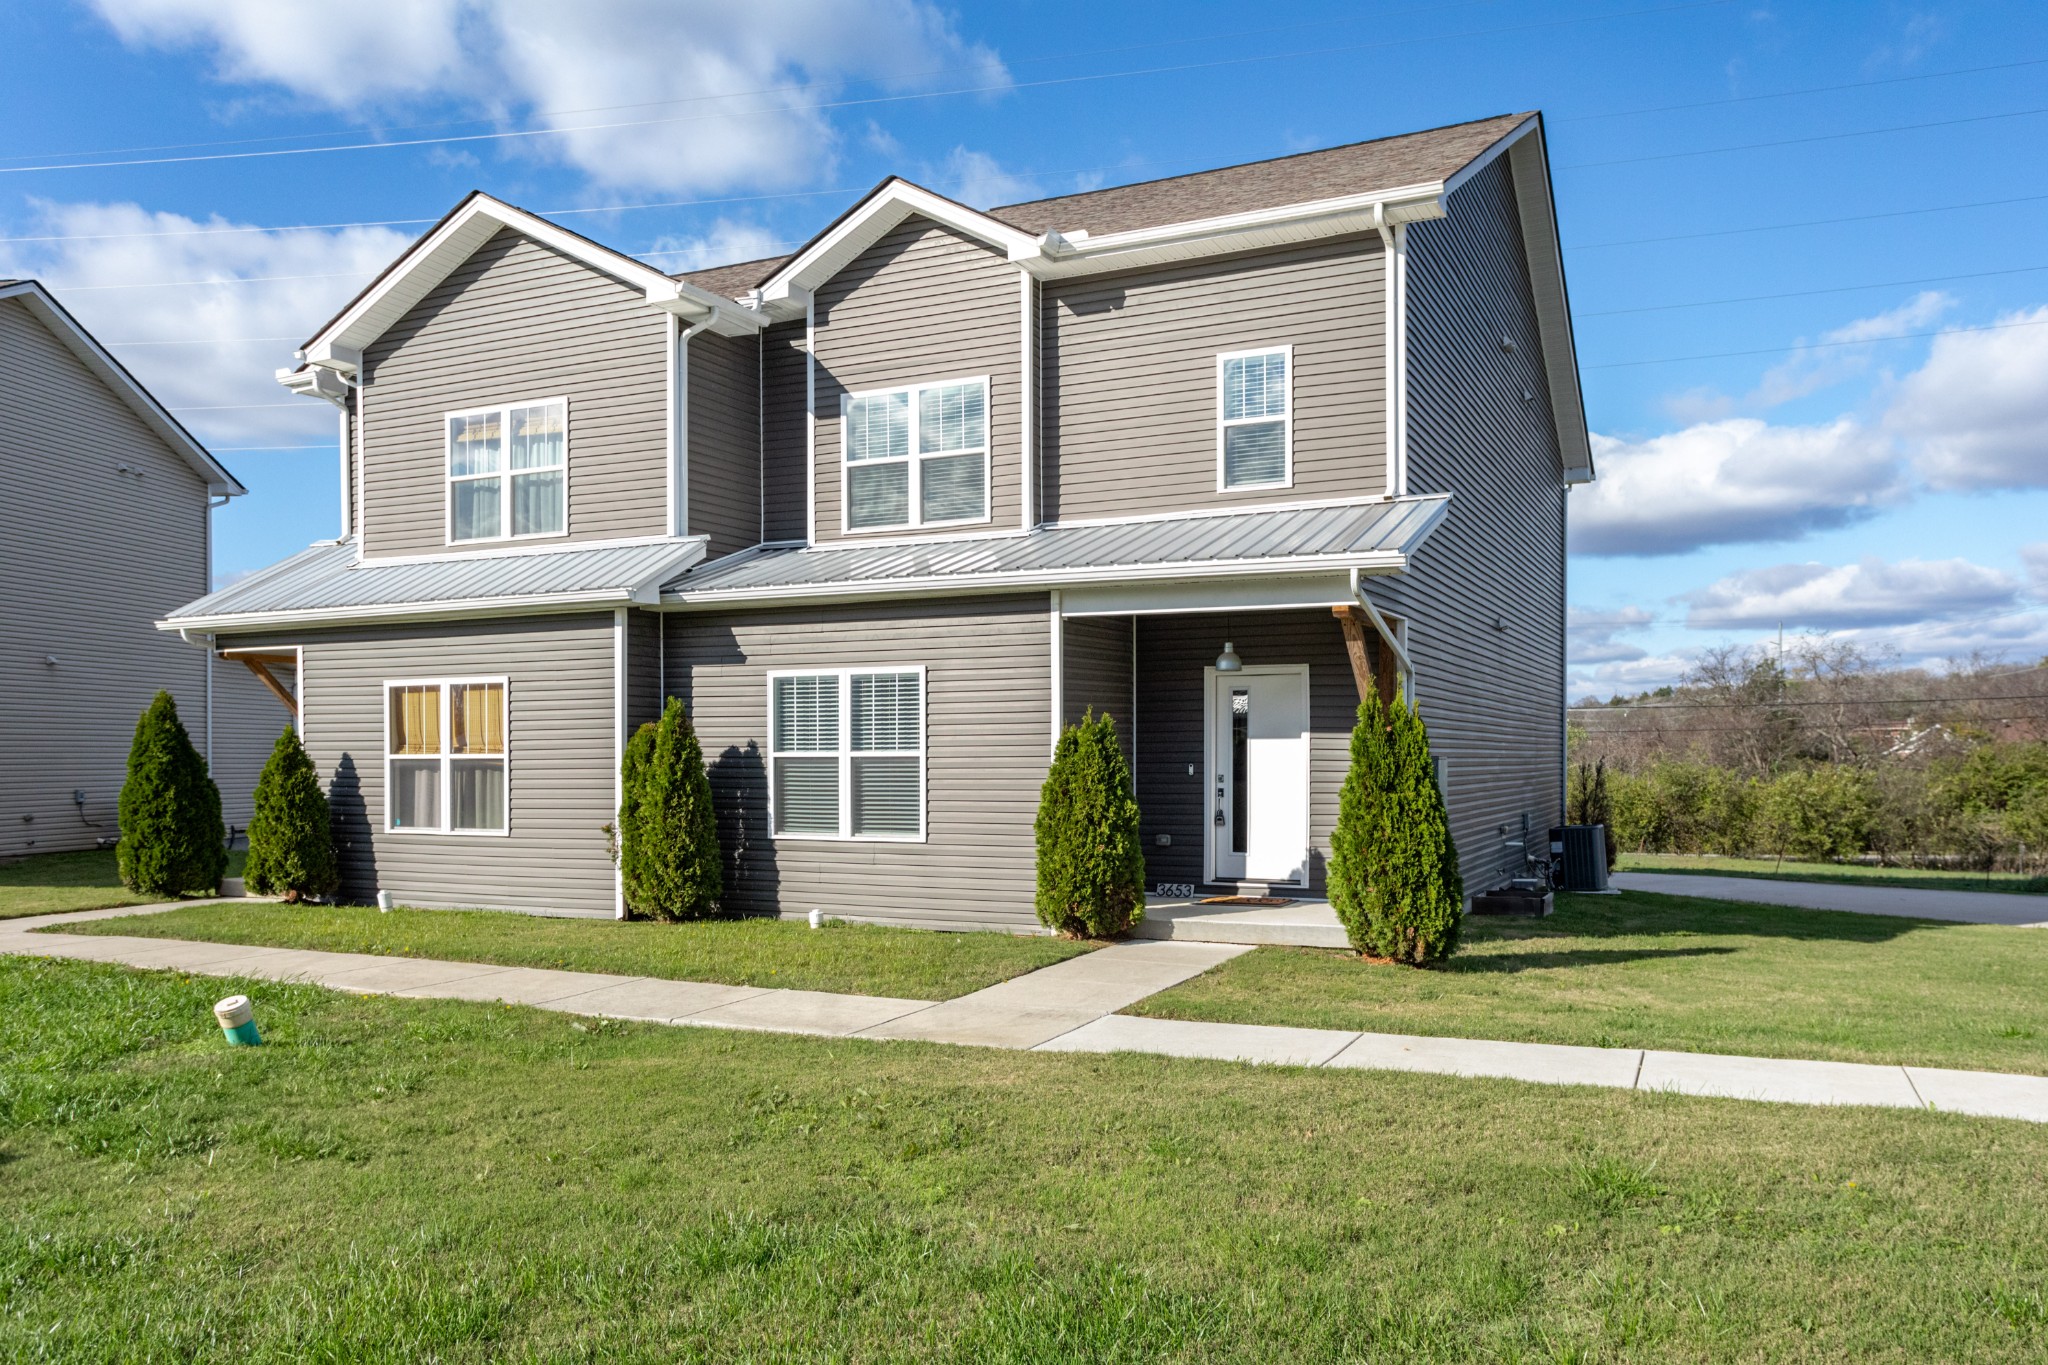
left=1208, top=665, right=1310, bottom=885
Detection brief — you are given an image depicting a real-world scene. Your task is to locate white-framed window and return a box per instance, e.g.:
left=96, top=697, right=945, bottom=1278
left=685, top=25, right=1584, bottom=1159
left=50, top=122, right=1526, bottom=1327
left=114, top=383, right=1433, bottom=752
left=767, top=667, right=925, bottom=840
left=447, top=398, right=567, bottom=543
left=841, top=377, right=989, bottom=532
left=385, top=678, right=509, bottom=835
left=1216, top=346, right=1292, bottom=490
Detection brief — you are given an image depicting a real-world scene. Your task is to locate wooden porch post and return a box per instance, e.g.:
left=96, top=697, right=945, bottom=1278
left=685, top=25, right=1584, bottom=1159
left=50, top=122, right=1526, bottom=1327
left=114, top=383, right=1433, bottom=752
left=1332, top=606, right=1400, bottom=707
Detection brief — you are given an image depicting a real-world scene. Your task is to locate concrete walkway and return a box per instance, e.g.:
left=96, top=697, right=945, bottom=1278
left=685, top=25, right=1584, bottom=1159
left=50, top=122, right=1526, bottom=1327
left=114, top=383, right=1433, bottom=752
left=1613, top=872, right=2048, bottom=926
left=5, top=904, right=2046, bottom=1124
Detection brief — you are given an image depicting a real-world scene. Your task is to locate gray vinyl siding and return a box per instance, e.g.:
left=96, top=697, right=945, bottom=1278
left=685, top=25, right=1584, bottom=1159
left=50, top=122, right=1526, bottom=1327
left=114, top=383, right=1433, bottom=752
left=812, top=216, right=1023, bottom=542
left=1132, top=610, right=1362, bottom=894
left=1060, top=615, right=1135, bottom=769
left=226, top=614, right=619, bottom=915
left=1042, top=235, right=1388, bottom=522
left=665, top=595, right=1051, bottom=930
left=1373, top=153, right=1569, bottom=896
left=760, top=321, right=807, bottom=542
left=627, top=608, right=663, bottom=732
left=0, top=296, right=266, bottom=855
left=360, top=228, right=670, bottom=558
left=685, top=329, right=761, bottom=558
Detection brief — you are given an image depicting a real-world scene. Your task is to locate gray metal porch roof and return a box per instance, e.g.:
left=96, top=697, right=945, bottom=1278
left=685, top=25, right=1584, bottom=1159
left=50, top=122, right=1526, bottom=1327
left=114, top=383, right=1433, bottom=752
left=162, top=536, right=705, bottom=631
left=663, top=496, right=1449, bottom=605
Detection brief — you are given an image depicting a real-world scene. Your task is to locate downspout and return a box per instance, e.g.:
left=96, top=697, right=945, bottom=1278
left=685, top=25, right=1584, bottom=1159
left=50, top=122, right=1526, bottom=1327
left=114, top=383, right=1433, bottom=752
left=1372, top=204, right=1409, bottom=498
left=672, top=314, right=715, bottom=539
left=203, top=493, right=230, bottom=767
left=1348, top=567, right=1414, bottom=704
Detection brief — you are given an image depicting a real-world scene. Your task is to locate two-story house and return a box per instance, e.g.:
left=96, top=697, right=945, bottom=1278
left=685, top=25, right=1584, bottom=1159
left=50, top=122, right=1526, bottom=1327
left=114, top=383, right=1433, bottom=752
left=163, top=112, right=1592, bottom=926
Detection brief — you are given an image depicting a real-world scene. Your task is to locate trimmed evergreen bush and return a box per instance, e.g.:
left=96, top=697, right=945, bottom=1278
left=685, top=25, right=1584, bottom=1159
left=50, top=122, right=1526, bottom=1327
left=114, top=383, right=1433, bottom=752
left=1328, top=692, right=1463, bottom=965
left=1034, top=710, right=1145, bottom=938
left=116, top=690, right=228, bottom=898
left=243, top=726, right=337, bottom=901
left=618, top=698, right=723, bottom=920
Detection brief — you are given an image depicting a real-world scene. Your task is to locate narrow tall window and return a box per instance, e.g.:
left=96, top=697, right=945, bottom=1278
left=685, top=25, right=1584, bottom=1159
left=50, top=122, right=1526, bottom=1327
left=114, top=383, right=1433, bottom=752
left=386, top=679, right=508, bottom=833
left=448, top=398, right=566, bottom=542
left=770, top=669, right=925, bottom=839
left=1218, top=348, right=1291, bottom=489
left=842, top=378, right=988, bottom=531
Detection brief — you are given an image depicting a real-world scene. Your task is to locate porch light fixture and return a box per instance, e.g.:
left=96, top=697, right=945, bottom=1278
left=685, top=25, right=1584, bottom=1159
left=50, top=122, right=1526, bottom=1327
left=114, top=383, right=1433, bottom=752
left=1215, top=641, right=1243, bottom=673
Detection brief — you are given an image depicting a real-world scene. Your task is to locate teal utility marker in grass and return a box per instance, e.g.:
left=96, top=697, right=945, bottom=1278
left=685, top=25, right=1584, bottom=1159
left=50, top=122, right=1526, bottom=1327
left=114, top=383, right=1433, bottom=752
left=213, top=994, right=261, bottom=1046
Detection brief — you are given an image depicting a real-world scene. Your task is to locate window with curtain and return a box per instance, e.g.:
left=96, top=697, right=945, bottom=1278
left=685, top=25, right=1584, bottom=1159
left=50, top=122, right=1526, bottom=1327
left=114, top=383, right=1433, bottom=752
left=385, top=679, right=508, bottom=833
left=1218, top=348, right=1291, bottom=489
left=448, top=398, right=566, bottom=542
left=842, top=378, right=987, bottom=531
left=769, top=669, right=924, bottom=838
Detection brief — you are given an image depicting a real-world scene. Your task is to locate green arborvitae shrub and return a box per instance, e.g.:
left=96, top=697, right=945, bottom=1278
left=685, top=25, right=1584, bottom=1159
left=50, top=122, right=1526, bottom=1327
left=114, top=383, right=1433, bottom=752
left=1589, top=759, right=1619, bottom=871
left=1328, top=692, right=1463, bottom=965
left=1034, top=710, right=1145, bottom=938
left=116, top=690, right=227, bottom=898
left=619, top=698, right=723, bottom=920
left=242, top=726, right=337, bottom=901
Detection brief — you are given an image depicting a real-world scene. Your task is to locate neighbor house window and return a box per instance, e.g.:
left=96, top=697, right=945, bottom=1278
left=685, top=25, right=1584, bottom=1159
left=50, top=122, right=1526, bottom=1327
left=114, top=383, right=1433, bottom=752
left=386, top=679, right=508, bottom=834
left=842, top=378, right=988, bottom=531
left=448, top=399, right=566, bottom=542
left=1217, top=347, right=1292, bottom=489
left=768, top=668, right=925, bottom=839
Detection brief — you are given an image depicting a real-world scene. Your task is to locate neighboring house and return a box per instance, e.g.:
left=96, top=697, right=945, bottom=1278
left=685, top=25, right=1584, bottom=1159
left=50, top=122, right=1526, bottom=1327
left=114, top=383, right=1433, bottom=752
left=166, top=112, right=1592, bottom=926
left=1, top=279, right=280, bottom=859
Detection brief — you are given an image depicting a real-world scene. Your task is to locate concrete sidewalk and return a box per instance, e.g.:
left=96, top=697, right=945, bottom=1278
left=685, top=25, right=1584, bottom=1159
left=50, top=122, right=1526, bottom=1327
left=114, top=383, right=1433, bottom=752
left=1613, top=871, right=2048, bottom=926
left=5, top=903, right=2046, bottom=1125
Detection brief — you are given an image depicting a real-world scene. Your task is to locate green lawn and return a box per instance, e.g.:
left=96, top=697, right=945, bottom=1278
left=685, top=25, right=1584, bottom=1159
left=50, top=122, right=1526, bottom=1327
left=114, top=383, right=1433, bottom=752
left=57, top=900, right=1091, bottom=1000
left=1618, top=851, right=2048, bottom=895
left=0, top=847, right=247, bottom=920
left=1131, top=890, right=2048, bottom=1074
left=3, top=961, right=2047, bottom=1361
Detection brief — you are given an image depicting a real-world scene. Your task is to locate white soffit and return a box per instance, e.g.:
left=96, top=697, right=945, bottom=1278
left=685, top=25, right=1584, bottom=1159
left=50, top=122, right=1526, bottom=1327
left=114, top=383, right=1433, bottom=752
left=299, top=193, right=760, bottom=371
left=0, top=280, right=245, bottom=496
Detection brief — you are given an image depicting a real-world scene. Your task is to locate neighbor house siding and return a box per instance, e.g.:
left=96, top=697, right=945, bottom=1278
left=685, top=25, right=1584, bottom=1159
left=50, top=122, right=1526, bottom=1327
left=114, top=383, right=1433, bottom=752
left=226, top=613, right=619, bottom=915
left=359, top=228, right=670, bottom=558
left=685, top=329, right=762, bottom=558
left=1042, top=235, right=1388, bottom=522
left=811, top=216, right=1023, bottom=542
left=0, top=295, right=270, bottom=853
left=1060, top=614, right=1135, bottom=769
left=760, top=321, right=807, bottom=542
left=666, top=594, right=1051, bottom=930
left=1375, top=153, right=1568, bottom=896
left=1132, top=610, right=1360, bottom=894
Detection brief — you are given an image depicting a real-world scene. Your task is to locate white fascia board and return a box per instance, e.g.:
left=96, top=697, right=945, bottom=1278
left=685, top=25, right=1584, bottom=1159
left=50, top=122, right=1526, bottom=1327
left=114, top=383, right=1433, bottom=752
left=756, top=180, right=1042, bottom=317
left=1060, top=572, right=1359, bottom=617
left=158, top=589, right=647, bottom=635
left=276, top=364, right=350, bottom=406
left=0, top=280, right=246, bottom=496
left=1499, top=127, right=1593, bottom=483
left=1443, top=114, right=1540, bottom=197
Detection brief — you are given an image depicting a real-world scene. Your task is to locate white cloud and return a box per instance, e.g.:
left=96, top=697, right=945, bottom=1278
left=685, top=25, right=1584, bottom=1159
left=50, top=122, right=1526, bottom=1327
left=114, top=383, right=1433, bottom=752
left=645, top=220, right=790, bottom=274
left=1747, top=290, right=1953, bottom=408
left=1566, top=605, right=1654, bottom=664
left=1568, top=652, right=1696, bottom=701
left=0, top=199, right=412, bottom=448
left=2024, top=543, right=2048, bottom=595
left=1573, top=417, right=1904, bottom=556
left=1831, top=610, right=2048, bottom=671
left=90, top=0, right=1009, bottom=194
left=1887, top=305, right=2048, bottom=491
left=933, top=147, right=1038, bottom=208
left=1682, top=556, right=2021, bottom=630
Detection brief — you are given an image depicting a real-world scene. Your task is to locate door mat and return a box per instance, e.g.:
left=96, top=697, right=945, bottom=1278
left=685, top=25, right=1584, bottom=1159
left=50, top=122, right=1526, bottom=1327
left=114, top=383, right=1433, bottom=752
left=1198, top=896, right=1296, bottom=906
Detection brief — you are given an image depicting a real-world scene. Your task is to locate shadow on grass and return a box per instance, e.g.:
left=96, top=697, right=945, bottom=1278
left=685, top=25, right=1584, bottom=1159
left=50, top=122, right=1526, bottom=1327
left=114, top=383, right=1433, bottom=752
left=1474, top=890, right=1969, bottom=949
left=1445, top=945, right=1739, bottom=974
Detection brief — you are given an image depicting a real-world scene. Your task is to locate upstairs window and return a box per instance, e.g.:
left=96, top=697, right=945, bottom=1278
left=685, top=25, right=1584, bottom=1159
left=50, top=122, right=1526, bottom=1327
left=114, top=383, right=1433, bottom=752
left=769, top=668, right=925, bottom=840
left=842, top=378, right=988, bottom=532
left=448, top=399, right=567, bottom=542
left=387, top=679, right=509, bottom=834
left=1217, top=348, right=1292, bottom=490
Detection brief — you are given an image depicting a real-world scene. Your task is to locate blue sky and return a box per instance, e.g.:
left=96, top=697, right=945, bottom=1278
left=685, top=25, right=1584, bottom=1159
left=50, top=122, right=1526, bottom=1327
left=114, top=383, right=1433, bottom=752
left=4, top=0, right=2044, bottom=696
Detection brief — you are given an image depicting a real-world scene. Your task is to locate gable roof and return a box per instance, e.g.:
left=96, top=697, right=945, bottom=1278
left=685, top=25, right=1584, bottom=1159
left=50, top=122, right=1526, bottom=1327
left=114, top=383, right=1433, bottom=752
left=0, top=280, right=245, bottom=497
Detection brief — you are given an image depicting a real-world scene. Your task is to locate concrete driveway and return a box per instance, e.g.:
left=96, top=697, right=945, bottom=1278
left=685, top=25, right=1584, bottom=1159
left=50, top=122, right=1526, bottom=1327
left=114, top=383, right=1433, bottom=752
left=1611, top=872, right=2048, bottom=926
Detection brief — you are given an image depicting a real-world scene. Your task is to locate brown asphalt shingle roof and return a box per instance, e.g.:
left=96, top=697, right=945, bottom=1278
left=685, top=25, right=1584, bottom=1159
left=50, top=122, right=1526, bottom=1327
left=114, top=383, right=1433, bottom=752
left=672, top=112, right=1531, bottom=300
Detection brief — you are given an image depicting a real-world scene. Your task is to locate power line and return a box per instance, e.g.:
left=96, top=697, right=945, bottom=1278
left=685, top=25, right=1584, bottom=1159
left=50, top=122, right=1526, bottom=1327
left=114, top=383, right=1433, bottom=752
left=1579, top=263, right=2048, bottom=317
left=1572, top=691, right=2048, bottom=712
left=1563, top=103, right=2048, bottom=171
left=1558, top=55, right=2048, bottom=122
left=1585, top=314, right=2048, bottom=370
left=1571, top=718, right=2039, bottom=735
left=1570, top=191, right=2048, bottom=251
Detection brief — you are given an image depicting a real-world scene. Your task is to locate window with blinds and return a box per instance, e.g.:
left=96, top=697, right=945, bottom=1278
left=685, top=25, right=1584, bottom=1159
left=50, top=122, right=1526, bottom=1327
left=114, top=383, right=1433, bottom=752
left=769, top=669, right=924, bottom=839
left=385, top=679, right=509, bottom=833
left=842, top=378, right=988, bottom=531
left=448, top=398, right=566, bottom=542
left=1218, top=348, right=1291, bottom=489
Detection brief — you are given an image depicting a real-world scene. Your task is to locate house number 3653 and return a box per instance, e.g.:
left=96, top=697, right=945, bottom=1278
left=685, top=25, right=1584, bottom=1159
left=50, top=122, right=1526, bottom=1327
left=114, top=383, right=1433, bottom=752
left=1153, top=882, right=1196, bottom=899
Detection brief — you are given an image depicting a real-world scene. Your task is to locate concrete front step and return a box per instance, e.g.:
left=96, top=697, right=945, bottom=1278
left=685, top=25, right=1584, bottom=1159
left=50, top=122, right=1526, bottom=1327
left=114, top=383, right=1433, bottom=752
left=1135, top=899, right=1350, bottom=949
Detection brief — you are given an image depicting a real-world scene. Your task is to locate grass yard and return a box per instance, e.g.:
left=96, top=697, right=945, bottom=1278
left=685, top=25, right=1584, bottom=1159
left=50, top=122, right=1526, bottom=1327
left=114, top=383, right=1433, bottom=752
left=0, top=847, right=246, bottom=920
left=1617, top=851, right=2048, bottom=895
left=2, top=957, right=2045, bottom=1362
left=57, top=900, right=1092, bottom=1000
left=1131, top=890, right=2048, bottom=1075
